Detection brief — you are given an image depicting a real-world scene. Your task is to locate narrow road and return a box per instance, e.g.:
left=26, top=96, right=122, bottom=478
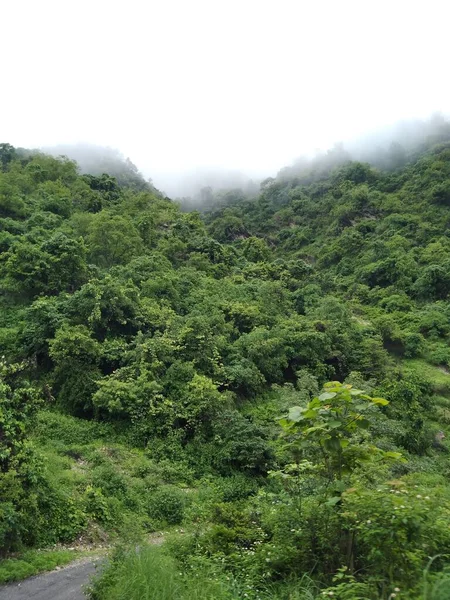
left=0, top=557, right=103, bottom=600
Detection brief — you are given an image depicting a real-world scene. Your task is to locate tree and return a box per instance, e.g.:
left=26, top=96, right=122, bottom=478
left=68, top=276, right=143, bottom=339
left=1, top=234, right=87, bottom=297
left=49, top=325, right=102, bottom=414
left=0, top=360, right=42, bottom=552
left=280, top=381, right=394, bottom=484
left=241, top=236, right=271, bottom=262
left=0, top=143, right=16, bottom=171
left=87, top=213, right=144, bottom=267
left=413, top=263, right=450, bottom=299
left=83, top=174, right=122, bottom=205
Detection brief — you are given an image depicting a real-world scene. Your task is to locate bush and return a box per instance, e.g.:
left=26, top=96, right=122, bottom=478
left=214, top=474, right=260, bottom=503
left=403, top=332, right=426, bottom=358
left=341, top=477, right=450, bottom=589
left=208, top=410, right=274, bottom=475
left=147, top=486, right=187, bottom=525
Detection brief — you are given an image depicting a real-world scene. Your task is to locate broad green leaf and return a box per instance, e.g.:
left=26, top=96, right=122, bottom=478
left=303, top=409, right=318, bottom=419
left=325, top=496, right=341, bottom=506
left=288, top=406, right=304, bottom=422
left=304, top=425, right=326, bottom=434
left=384, top=451, right=404, bottom=461
left=319, top=392, right=336, bottom=401
left=350, top=389, right=364, bottom=396
left=371, top=397, right=389, bottom=406
left=324, top=437, right=341, bottom=452
left=309, top=397, right=321, bottom=408
left=333, top=480, right=347, bottom=492
left=279, top=418, right=294, bottom=430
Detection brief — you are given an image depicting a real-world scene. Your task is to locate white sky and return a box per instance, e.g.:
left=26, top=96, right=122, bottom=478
left=2, top=0, right=449, bottom=183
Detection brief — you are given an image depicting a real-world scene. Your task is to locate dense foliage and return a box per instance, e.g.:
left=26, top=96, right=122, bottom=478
left=2, top=128, right=450, bottom=598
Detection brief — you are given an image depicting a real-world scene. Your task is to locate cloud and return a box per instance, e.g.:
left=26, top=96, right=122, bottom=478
left=2, top=0, right=449, bottom=181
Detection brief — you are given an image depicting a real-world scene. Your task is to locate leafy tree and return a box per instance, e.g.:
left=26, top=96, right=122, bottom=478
left=87, top=213, right=143, bottom=267
left=49, top=325, right=101, bottom=413
left=0, top=143, right=16, bottom=171
left=1, top=234, right=86, bottom=296
left=379, top=371, right=434, bottom=454
left=280, top=382, right=393, bottom=484
left=68, top=276, right=142, bottom=339
left=0, top=360, right=42, bottom=552
left=241, top=236, right=271, bottom=262
left=413, top=263, right=450, bottom=299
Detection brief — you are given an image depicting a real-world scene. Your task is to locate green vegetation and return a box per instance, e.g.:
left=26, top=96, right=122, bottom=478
left=0, top=549, right=81, bottom=584
left=2, top=125, right=450, bottom=598
left=89, top=545, right=235, bottom=600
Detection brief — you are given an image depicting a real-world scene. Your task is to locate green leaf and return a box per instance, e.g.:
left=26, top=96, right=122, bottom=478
left=303, top=409, right=318, bottom=419
left=350, top=389, right=364, bottom=396
left=308, top=397, right=321, bottom=408
left=333, top=480, right=347, bottom=492
left=288, top=406, right=304, bottom=422
left=324, top=383, right=342, bottom=392
left=384, top=451, right=404, bottom=461
left=325, top=496, right=341, bottom=506
left=327, top=419, right=342, bottom=429
left=371, top=397, right=389, bottom=406
left=319, top=392, right=336, bottom=401
left=279, top=418, right=292, bottom=430
left=304, top=425, right=326, bottom=434
left=324, top=436, right=341, bottom=452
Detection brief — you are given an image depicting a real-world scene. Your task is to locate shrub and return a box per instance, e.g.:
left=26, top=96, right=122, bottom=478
left=341, top=478, right=450, bottom=589
left=147, top=486, right=187, bottom=525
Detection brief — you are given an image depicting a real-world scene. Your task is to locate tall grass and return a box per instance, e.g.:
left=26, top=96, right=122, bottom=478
left=90, top=545, right=327, bottom=600
left=90, top=545, right=234, bottom=600
left=421, top=556, right=450, bottom=600
left=259, top=575, right=321, bottom=600
left=93, top=547, right=450, bottom=599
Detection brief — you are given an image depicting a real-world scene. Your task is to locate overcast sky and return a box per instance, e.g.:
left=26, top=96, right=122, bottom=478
left=2, top=0, right=449, bottom=183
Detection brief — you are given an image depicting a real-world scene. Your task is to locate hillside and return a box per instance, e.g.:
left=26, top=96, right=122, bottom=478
left=1, top=137, right=450, bottom=598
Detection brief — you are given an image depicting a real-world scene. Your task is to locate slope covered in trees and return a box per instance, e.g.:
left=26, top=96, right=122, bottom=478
left=1, top=134, right=450, bottom=598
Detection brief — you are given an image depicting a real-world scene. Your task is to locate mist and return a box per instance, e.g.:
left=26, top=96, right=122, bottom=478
left=3, top=0, right=449, bottom=199
left=41, top=113, right=449, bottom=210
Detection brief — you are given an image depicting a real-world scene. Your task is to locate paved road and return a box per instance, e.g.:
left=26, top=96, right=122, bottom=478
left=0, top=558, right=103, bottom=600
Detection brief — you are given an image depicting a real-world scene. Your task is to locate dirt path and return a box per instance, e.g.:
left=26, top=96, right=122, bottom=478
left=0, top=557, right=103, bottom=600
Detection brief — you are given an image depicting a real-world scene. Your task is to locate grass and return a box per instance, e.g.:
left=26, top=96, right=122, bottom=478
left=421, top=556, right=450, bottom=600
left=90, top=544, right=327, bottom=600
left=258, top=576, right=322, bottom=599
left=89, top=545, right=235, bottom=600
left=0, top=549, right=81, bottom=584
left=33, top=410, right=114, bottom=447
left=403, top=359, right=450, bottom=396
left=90, top=543, right=450, bottom=600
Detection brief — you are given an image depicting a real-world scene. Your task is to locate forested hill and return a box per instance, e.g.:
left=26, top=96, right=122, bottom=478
left=205, top=140, right=450, bottom=369
left=2, top=136, right=450, bottom=598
